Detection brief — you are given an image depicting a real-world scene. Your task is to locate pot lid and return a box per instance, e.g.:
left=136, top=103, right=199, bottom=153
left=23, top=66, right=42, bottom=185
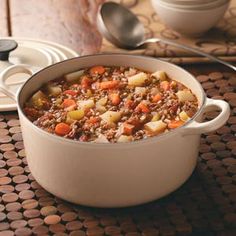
left=0, top=37, right=79, bottom=111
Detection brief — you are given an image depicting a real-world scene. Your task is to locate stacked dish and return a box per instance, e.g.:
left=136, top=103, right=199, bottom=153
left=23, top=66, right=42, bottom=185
left=151, top=0, right=230, bottom=36
left=0, top=37, right=78, bottom=111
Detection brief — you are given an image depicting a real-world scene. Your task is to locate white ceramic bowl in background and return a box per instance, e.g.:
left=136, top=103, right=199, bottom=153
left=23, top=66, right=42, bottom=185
left=151, top=0, right=230, bottom=36
left=0, top=54, right=230, bottom=207
left=158, top=0, right=229, bottom=10
left=160, top=0, right=217, bottom=5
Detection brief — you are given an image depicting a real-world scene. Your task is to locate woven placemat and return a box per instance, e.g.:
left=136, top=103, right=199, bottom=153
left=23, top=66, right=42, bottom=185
left=0, top=71, right=235, bottom=236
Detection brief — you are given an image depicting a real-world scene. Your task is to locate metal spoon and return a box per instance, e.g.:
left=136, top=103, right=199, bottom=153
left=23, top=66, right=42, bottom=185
left=97, top=2, right=236, bottom=71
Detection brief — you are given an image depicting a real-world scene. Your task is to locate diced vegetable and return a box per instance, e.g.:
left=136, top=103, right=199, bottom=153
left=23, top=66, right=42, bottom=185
left=152, top=94, right=162, bottom=103
left=109, top=93, right=121, bottom=105
left=67, top=110, right=84, bottom=120
left=47, top=85, right=62, bottom=96
left=90, top=66, right=105, bottom=75
left=168, top=120, right=184, bottom=129
left=62, top=99, right=76, bottom=108
left=125, top=99, right=134, bottom=108
left=117, top=135, right=132, bottom=143
left=81, top=76, right=92, bottom=89
left=78, top=99, right=95, bottom=110
left=96, top=104, right=107, bottom=113
left=100, top=111, right=121, bottom=124
left=65, top=70, right=84, bottom=82
left=151, top=113, right=160, bottom=122
left=179, top=111, right=190, bottom=121
left=86, top=89, right=92, bottom=97
left=151, top=71, right=167, bottom=80
left=170, top=81, right=177, bottom=88
left=63, top=90, right=77, bottom=96
left=31, top=90, right=46, bottom=102
left=100, top=80, right=119, bottom=90
left=29, top=90, right=49, bottom=109
left=55, top=123, right=71, bottom=136
left=87, top=117, right=100, bottom=124
left=160, top=81, right=170, bottom=91
left=144, top=120, right=167, bottom=134
left=135, top=87, right=146, bottom=95
left=122, top=123, right=135, bottom=135
left=176, top=90, right=195, bottom=102
left=128, top=72, right=147, bottom=86
left=97, top=97, right=107, bottom=106
left=150, top=87, right=160, bottom=95
left=136, top=102, right=150, bottom=113
left=94, top=134, right=109, bottom=143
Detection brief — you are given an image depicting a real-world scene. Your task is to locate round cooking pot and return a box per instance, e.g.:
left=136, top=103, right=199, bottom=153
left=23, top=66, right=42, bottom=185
left=0, top=54, right=230, bottom=207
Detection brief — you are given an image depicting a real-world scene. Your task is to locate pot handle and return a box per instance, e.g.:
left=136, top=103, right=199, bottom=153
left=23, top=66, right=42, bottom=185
left=0, top=64, right=34, bottom=101
left=182, top=98, right=230, bottom=135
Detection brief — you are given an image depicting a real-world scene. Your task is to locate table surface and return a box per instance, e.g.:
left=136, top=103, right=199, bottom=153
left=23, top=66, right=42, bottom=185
left=0, top=1, right=236, bottom=236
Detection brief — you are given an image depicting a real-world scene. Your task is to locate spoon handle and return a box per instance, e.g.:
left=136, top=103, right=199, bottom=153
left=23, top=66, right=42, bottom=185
left=144, top=38, right=236, bottom=72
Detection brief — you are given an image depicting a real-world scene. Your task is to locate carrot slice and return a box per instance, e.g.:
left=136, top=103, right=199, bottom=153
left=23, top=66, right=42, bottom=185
left=81, top=76, right=91, bottom=89
left=62, top=99, right=76, bottom=108
left=168, top=120, right=184, bottom=129
left=109, top=92, right=121, bottom=105
left=122, top=123, right=135, bottom=135
left=87, top=116, right=100, bottom=124
left=90, top=66, right=105, bottom=75
left=55, top=123, right=71, bottom=136
left=160, top=81, right=170, bottom=91
left=63, top=90, right=77, bottom=96
left=100, top=80, right=119, bottom=90
left=125, top=99, right=134, bottom=109
left=152, top=94, right=162, bottom=102
left=136, top=102, right=150, bottom=113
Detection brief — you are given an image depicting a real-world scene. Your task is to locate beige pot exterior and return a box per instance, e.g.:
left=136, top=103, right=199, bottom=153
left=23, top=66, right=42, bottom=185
left=0, top=54, right=230, bottom=207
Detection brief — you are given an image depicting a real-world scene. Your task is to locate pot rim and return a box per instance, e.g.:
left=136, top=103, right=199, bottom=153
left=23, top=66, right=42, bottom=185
left=17, top=53, right=206, bottom=147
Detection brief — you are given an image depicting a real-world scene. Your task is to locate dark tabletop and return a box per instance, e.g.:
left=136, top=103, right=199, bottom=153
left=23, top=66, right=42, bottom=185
left=0, top=1, right=236, bottom=236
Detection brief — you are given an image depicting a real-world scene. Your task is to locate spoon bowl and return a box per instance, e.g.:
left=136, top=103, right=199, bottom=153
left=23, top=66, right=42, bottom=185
left=97, top=2, right=145, bottom=49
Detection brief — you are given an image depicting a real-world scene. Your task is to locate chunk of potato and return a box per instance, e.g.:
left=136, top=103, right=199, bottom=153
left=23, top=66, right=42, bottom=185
left=31, top=90, right=46, bottom=101
left=78, top=99, right=95, bottom=110
left=65, top=70, right=84, bottom=82
left=30, top=90, right=48, bottom=108
left=117, top=135, right=132, bottom=143
left=144, top=120, right=167, bottom=135
left=135, top=87, right=147, bottom=95
left=94, top=134, right=109, bottom=143
left=100, top=111, right=121, bottom=124
left=67, top=110, right=84, bottom=120
left=96, top=104, right=107, bottom=113
left=151, top=71, right=167, bottom=80
left=46, top=85, right=62, bottom=96
left=150, top=87, right=160, bottom=95
left=151, top=113, right=160, bottom=122
left=128, top=72, right=147, bottom=86
left=176, top=90, right=195, bottom=102
left=97, top=97, right=108, bottom=106
left=179, top=111, right=190, bottom=121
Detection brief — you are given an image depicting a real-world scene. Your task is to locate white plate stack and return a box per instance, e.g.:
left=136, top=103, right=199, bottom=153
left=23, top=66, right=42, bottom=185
left=151, top=0, right=230, bottom=36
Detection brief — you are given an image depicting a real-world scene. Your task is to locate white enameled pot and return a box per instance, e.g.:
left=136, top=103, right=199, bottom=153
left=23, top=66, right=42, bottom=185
left=0, top=54, right=230, bottom=207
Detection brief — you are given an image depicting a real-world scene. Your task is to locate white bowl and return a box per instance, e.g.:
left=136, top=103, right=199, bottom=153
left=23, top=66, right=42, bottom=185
left=158, top=0, right=229, bottom=10
left=159, top=0, right=222, bottom=6
left=151, top=0, right=230, bottom=36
